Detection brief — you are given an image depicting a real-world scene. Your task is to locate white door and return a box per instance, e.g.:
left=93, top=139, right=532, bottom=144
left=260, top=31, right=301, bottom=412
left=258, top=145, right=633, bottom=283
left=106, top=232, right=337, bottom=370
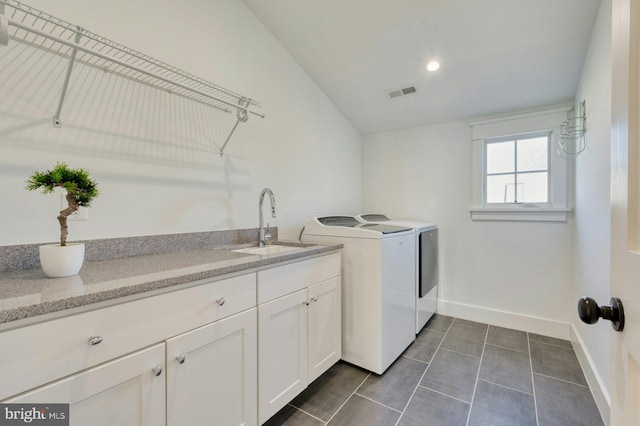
left=611, top=0, right=640, bottom=424
left=166, top=308, right=257, bottom=426
left=7, top=344, right=166, bottom=426
left=308, top=276, right=341, bottom=382
left=258, top=288, right=308, bottom=424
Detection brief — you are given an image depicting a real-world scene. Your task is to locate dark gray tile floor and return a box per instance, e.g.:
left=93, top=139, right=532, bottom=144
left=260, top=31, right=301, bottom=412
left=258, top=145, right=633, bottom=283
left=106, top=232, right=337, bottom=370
left=263, top=315, right=606, bottom=426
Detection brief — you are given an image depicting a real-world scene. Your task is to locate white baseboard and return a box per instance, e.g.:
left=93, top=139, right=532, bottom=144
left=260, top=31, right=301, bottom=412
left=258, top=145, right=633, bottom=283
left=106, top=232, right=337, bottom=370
left=436, top=299, right=610, bottom=425
left=437, top=299, right=571, bottom=339
left=570, top=324, right=610, bottom=426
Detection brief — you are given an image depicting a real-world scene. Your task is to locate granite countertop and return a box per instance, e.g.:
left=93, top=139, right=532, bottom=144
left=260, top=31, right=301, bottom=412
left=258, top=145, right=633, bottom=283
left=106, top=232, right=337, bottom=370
left=0, top=241, right=341, bottom=328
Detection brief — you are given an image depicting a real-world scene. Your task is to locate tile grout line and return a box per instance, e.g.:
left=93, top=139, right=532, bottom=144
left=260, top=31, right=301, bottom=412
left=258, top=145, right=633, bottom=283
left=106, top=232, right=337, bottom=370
left=324, top=372, right=372, bottom=424
left=465, top=322, right=489, bottom=426
left=436, top=346, right=482, bottom=360
left=475, top=378, right=534, bottom=396
left=484, top=340, right=530, bottom=355
left=532, top=371, right=591, bottom=388
left=527, top=333, right=540, bottom=426
left=394, top=317, right=455, bottom=426
left=354, top=392, right=403, bottom=413
left=400, top=354, right=429, bottom=365
left=529, top=337, right=573, bottom=350
left=417, top=384, right=472, bottom=405
left=451, top=318, right=489, bottom=330
left=287, top=403, right=329, bottom=425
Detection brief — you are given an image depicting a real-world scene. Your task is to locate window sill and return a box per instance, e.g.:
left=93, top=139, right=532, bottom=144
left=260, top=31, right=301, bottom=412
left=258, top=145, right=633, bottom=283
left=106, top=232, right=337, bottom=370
left=469, top=207, right=572, bottom=222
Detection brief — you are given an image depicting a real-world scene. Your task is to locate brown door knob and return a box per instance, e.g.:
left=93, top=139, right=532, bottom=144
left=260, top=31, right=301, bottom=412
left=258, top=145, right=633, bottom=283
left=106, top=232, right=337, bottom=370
left=577, top=297, right=624, bottom=332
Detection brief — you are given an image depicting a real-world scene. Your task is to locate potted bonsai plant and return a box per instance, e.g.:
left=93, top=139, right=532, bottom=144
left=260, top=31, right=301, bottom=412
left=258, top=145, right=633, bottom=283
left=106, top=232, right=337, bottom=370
left=26, top=162, right=99, bottom=277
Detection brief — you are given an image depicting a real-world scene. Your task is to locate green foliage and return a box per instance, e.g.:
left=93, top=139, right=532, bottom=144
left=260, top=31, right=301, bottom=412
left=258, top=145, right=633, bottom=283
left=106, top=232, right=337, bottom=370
left=26, top=162, right=99, bottom=207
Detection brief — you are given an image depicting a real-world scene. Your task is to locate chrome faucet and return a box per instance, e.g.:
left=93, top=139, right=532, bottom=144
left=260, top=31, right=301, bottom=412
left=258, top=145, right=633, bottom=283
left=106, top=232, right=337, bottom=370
left=258, top=188, right=276, bottom=247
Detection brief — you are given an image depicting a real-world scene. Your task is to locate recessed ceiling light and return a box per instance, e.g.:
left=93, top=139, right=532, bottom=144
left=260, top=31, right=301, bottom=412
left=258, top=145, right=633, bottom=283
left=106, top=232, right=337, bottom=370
left=426, top=61, right=440, bottom=72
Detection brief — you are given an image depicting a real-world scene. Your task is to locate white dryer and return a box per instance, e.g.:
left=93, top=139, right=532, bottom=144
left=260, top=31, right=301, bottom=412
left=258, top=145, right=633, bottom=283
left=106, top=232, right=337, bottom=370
left=358, top=214, right=438, bottom=333
left=302, top=216, right=416, bottom=374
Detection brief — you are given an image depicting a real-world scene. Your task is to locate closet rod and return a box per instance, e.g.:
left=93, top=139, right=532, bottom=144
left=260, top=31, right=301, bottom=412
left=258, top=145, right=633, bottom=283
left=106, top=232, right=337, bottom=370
left=8, top=19, right=266, bottom=119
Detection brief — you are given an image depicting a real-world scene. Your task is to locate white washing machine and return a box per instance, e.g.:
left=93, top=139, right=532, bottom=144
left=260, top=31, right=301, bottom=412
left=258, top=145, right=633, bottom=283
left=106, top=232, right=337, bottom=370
left=358, top=214, right=438, bottom=333
left=302, top=216, right=416, bottom=374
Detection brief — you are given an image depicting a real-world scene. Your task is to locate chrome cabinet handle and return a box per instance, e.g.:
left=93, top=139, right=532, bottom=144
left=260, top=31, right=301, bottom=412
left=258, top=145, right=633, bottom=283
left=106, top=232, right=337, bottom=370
left=216, top=297, right=226, bottom=306
left=302, top=300, right=309, bottom=306
left=311, top=297, right=318, bottom=302
left=176, top=354, right=186, bottom=364
left=88, top=336, right=103, bottom=346
left=152, top=365, right=163, bottom=376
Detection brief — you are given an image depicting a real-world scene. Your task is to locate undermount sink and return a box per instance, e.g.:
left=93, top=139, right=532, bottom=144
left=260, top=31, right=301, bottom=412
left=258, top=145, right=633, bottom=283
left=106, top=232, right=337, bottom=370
left=232, top=245, right=303, bottom=256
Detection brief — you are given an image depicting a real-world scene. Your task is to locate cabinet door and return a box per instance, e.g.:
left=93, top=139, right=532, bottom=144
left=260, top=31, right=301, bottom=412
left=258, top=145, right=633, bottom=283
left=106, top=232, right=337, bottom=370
left=308, top=276, right=341, bottom=382
left=166, top=308, right=257, bottom=426
left=6, top=344, right=166, bottom=426
left=258, top=289, right=308, bottom=424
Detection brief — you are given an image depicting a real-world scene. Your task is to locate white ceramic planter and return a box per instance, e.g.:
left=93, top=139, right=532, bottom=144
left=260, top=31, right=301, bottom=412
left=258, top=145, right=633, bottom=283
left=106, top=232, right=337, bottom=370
left=39, top=243, right=85, bottom=278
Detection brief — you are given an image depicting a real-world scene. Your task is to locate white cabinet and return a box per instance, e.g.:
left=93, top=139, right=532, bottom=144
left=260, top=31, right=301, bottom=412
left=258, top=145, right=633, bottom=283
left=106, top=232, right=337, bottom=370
left=258, top=289, right=308, bottom=424
left=1, top=272, right=257, bottom=426
left=0, top=272, right=256, bottom=401
left=308, top=276, right=341, bottom=382
left=257, top=253, right=341, bottom=424
left=166, top=308, right=257, bottom=426
left=7, top=343, right=166, bottom=426
left=1, top=250, right=341, bottom=426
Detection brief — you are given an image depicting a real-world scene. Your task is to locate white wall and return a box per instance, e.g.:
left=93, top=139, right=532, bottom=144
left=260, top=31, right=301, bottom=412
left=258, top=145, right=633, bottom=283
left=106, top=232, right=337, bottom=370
left=0, top=0, right=362, bottom=245
left=363, top=119, right=574, bottom=336
left=571, top=0, right=612, bottom=412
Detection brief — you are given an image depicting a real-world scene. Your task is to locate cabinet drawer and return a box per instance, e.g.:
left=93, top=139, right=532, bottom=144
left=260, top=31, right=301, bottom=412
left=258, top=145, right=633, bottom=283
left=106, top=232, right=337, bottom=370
left=0, top=273, right=256, bottom=400
left=258, top=253, right=340, bottom=304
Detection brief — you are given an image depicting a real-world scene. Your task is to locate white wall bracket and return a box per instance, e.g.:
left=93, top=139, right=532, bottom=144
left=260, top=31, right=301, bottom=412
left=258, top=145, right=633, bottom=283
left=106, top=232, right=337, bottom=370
left=53, top=27, right=82, bottom=128
left=219, top=98, right=250, bottom=157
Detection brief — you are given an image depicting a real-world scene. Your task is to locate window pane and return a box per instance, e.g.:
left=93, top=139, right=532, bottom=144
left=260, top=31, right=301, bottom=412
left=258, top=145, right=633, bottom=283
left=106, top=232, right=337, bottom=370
left=519, top=172, right=548, bottom=203
left=486, top=141, right=514, bottom=174
left=517, top=137, right=548, bottom=172
left=486, top=174, right=516, bottom=203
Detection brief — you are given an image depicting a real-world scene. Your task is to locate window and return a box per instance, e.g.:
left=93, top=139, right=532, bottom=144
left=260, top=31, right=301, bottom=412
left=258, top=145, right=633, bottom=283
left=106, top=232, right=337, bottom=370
left=484, top=133, right=550, bottom=205
left=469, top=107, right=571, bottom=221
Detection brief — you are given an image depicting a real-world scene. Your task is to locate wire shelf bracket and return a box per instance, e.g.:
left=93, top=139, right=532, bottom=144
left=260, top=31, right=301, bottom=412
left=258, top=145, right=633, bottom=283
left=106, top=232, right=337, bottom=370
left=52, top=26, right=82, bottom=128
left=557, top=100, right=586, bottom=158
left=0, top=0, right=264, bottom=155
left=219, top=98, right=250, bottom=157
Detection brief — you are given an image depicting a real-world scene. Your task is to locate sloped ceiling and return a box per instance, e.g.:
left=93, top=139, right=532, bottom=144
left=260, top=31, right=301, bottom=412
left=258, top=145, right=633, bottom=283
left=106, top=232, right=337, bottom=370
left=243, top=0, right=601, bottom=135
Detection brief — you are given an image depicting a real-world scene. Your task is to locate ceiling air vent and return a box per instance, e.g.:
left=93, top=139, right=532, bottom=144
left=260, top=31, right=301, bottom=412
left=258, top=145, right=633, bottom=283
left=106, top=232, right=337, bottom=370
left=385, top=85, right=417, bottom=100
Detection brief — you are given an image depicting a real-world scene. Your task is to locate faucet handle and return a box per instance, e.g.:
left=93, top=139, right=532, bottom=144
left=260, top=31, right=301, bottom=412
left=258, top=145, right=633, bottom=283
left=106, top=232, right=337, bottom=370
left=264, top=223, right=272, bottom=241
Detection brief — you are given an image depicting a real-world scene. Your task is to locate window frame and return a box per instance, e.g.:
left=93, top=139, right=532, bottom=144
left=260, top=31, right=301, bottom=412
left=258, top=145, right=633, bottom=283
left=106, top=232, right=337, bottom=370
left=483, top=131, right=552, bottom=207
left=469, top=106, right=572, bottom=222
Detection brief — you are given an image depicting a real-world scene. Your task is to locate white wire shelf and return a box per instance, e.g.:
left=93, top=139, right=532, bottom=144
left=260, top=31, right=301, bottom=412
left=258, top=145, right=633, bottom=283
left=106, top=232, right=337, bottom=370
left=0, top=0, right=263, bottom=156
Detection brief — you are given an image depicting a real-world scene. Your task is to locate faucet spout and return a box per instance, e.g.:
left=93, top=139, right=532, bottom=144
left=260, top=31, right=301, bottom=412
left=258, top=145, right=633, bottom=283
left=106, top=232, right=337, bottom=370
left=258, top=188, right=276, bottom=247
